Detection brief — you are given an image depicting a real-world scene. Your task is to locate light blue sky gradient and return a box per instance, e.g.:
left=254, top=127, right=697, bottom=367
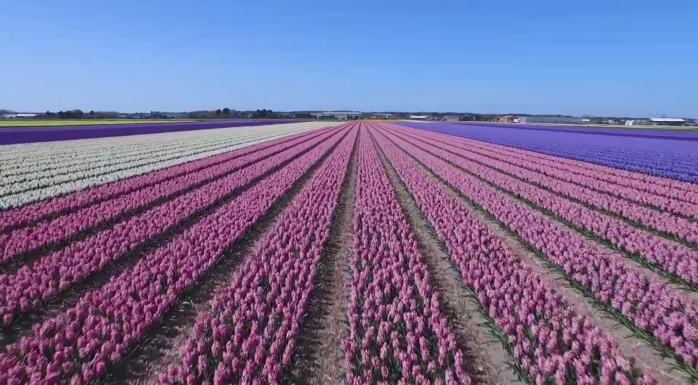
left=2, top=0, right=696, bottom=116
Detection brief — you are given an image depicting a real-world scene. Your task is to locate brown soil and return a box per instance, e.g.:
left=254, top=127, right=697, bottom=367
left=372, top=132, right=520, bottom=385
left=286, top=134, right=358, bottom=385
left=394, top=136, right=693, bottom=385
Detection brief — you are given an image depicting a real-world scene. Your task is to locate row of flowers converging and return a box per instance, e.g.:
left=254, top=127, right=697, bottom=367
left=344, top=130, right=470, bottom=384
left=1, top=121, right=697, bottom=384
left=160, top=124, right=359, bottom=384
left=0, top=126, right=329, bottom=233
left=370, top=124, right=654, bottom=385
left=0, top=122, right=336, bottom=209
left=384, top=126, right=698, bottom=288
left=378, top=123, right=698, bottom=380
left=404, top=122, right=698, bottom=184
left=400, top=129, right=698, bottom=219
left=0, top=124, right=353, bottom=384
left=0, top=127, right=345, bottom=328
left=0, top=127, right=335, bottom=261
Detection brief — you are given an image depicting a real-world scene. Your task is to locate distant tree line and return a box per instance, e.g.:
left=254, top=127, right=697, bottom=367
left=187, top=108, right=282, bottom=119
left=26, top=108, right=288, bottom=120
left=41, top=110, right=121, bottom=119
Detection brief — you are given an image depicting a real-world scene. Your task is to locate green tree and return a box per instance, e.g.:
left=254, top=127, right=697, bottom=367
left=222, top=108, right=230, bottom=116
left=215, top=109, right=222, bottom=116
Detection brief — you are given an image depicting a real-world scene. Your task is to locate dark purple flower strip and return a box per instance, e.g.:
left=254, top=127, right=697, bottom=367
left=0, top=120, right=296, bottom=145
left=370, top=124, right=656, bottom=385
left=159, top=124, right=359, bottom=385
left=378, top=126, right=698, bottom=377
left=0, top=124, right=351, bottom=385
left=344, top=128, right=471, bottom=385
left=0, top=127, right=329, bottom=233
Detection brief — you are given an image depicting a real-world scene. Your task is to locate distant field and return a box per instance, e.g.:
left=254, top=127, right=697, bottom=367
left=0, top=119, right=199, bottom=127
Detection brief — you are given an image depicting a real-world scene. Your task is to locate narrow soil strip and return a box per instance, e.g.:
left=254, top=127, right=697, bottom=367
left=285, top=133, right=359, bottom=385
left=373, top=132, right=519, bottom=385
left=101, top=130, right=351, bottom=385
left=392, top=136, right=692, bottom=385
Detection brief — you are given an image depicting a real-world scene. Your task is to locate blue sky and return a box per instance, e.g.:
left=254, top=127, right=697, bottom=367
left=2, top=0, right=696, bottom=117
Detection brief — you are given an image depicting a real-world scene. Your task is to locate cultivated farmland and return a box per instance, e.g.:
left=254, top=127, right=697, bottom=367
left=0, top=121, right=697, bottom=385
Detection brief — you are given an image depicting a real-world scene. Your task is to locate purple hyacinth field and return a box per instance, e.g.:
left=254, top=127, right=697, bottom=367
left=401, top=122, right=698, bottom=184
left=2, top=121, right=698, bottom=384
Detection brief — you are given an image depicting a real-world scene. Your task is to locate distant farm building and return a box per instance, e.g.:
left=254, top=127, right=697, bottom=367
left=311, top=111, right=361, bottom=120
left=649, top=118, right=686, bottom=126
left=518, top=116, right=584, bottom=124
left=371, top=113, right=393, bottom=119
left=409, top=115, right=428, bottom=120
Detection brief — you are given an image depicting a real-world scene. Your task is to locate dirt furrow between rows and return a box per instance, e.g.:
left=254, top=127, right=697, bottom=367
left=283, top=132, right=359, bottom=385
left=372, top=130, right=518, bottom=385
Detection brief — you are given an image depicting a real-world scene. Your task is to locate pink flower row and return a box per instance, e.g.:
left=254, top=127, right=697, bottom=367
left=0, top=128, right=344, bottom=327
left=344, top=129, right=471, bottom=385
left=399, top=127, right=698, bottom=209
left=0, top=127, right=329, bottom=233
left=397, top=127, right=698, bottom=220
left=0, top=129, right=336, bottom=262
left=0, top=124, right=350, bottom=385
left=370, top=125, right=655, bottom=385
left=160, top=124, right=358, bottom=385
left=386, top=128, right=698, bottom=286
left=378, top=126, right=698, bottom=375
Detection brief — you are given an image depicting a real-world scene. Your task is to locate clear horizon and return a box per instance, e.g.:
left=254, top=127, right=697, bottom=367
left=2, top=0, right=696, bottom=117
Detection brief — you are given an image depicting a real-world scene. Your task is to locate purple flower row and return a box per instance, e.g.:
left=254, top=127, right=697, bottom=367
left=344, top=128, right=471, bottom=385
left=0, top=128, right=344, bottom=328
left=379, top=126, right=698, bottom=376
left=370, top=124, right=655, bottom=385
left=0, top=128, right=328, bottom=233
left=0, top=129, right=336, bottom=262
left=385, top=127, right=698, bottom=287
left=401, top=128, right=698, bottom=219
left=400, top=122, right=698, bottom=184
left=0, top=124, right=351, bottom=385
left=392, top=128, right=698, bottom=245
left=160, top=124, right=358, bottom=385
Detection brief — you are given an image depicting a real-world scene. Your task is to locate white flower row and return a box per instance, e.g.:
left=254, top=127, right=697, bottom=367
left=0, top=123, right=286, bottom=159
left=0, top=134, right=273, bottom=194
left=0, top=123, right=335, bottom=192
left=0, top=122, right=340, bottom=209
left=0, top=134, right=241, bottom=177
left=0, top=123, right=325, bottom=176
left=1, top=133, right=266, bottom=181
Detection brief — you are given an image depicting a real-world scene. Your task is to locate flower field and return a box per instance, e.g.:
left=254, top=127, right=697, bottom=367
left=0, top=121, right=696, bottom=385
